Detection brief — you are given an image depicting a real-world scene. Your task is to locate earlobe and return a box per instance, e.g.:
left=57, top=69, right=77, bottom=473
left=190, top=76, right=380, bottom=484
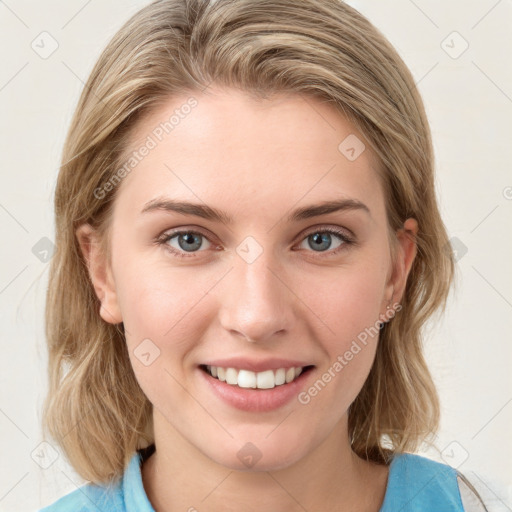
left=75, top=223, right=123, bottom=324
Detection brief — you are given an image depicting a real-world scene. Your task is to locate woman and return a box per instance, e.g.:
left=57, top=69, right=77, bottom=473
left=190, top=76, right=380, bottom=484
left=39, top=0, right=488, bottom=510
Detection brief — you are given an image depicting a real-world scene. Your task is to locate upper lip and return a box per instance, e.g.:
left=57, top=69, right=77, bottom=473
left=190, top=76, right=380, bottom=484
left=201, top=358, right=314, bottom=373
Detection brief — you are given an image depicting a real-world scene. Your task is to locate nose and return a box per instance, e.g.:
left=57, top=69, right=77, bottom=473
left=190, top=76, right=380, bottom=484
left=217, top=250, right=295, bottom=344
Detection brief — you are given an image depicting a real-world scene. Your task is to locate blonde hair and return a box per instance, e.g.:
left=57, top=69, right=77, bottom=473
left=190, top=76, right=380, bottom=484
left=43, top=0, right=455, bottom=484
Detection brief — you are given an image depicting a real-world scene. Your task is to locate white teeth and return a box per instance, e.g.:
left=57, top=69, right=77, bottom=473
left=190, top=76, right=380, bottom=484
left=275, top=368, right=286, bottom=385
left=257, top=370, right=275, bottom=389
left=238, top=369, right=257, bottom=388
left=225, top=367, right=238, bottom=385
left=204, top=365, right=308, bottom=389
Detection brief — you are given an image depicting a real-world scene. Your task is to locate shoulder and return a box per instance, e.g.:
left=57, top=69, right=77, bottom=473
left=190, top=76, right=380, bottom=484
left=37, top=480, right=124, bottom=512
left=38, top=449, right=154, bottom=512
left=380, top=452, right=471, bottom=512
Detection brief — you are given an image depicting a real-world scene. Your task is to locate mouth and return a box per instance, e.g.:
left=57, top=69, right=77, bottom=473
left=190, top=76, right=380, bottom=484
left=199, top=364, right=315, bottom=390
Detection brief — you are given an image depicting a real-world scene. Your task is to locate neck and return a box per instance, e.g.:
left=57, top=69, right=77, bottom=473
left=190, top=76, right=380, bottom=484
left=141, top=409, right=389, bottom=512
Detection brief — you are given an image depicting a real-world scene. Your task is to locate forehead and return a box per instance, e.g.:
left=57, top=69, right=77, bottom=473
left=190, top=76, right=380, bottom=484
left=113, top=87, right=385, bottom=224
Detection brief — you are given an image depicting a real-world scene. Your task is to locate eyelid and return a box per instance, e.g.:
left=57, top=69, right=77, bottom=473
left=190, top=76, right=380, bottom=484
left=157, top=224, right=354, bottom=242
left=300, top=224, right=355, bottom=241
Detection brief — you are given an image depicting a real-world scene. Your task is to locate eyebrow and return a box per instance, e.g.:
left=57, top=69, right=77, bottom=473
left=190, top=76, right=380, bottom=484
left=140, top=197, right=371, bottom=224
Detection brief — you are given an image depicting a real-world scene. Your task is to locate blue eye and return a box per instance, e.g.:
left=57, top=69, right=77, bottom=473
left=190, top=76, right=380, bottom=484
left=299, top=228, right=353, bottom=254
left=158, top=230, right=212, bottom=258
left=157, top=227, right=354, bottom=259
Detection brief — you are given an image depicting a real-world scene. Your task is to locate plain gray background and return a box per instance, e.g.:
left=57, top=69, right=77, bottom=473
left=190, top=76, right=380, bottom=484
left=0, top=0, right=511, bottom=510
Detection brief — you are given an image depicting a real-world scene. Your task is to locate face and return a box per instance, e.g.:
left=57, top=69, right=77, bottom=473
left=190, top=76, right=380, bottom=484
left=79, top=86, right=416, bottom=471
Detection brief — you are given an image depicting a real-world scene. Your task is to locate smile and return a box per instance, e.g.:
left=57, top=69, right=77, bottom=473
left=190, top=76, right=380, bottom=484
left=200, top=364, right=315, bottom=389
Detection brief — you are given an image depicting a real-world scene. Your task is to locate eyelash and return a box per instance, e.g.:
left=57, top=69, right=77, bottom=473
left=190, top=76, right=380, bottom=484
left=156, top=226, right=355, bottom=259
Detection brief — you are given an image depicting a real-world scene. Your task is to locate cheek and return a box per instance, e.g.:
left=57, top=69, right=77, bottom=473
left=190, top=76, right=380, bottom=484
left=113, top=260, right=220, bottom=398
left=301, top=259, right=386, bottom=341
left=117, top=267, right=212, bottom=406
left=297, top=261, right=385, bottom=399
left=115, top=257, right=209, bottom=341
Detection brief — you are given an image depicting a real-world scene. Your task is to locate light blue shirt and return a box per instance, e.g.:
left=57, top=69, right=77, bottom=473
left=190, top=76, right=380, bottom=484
left=39, top=448, right=471, bottom=511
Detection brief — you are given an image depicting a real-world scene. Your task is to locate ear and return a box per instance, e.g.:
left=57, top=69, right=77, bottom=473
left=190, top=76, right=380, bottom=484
left=384, top=217, right=418, bottom=307
left=75, top=223, right=123, bottom=324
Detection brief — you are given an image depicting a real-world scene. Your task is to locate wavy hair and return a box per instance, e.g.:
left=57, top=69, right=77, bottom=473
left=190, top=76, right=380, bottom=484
left=42, top=0, right=455, bottom=484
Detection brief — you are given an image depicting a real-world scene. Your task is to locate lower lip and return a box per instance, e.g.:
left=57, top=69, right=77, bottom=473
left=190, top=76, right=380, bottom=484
left=198, top=366, right=314, bottom=412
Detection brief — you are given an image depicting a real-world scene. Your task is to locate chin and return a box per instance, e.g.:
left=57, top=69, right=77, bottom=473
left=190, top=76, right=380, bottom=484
left=205, top=432, right=309, bottom=473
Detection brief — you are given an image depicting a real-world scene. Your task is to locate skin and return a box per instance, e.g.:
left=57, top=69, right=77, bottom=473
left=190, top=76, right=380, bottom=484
left=77, top=86, right=418, bottom=512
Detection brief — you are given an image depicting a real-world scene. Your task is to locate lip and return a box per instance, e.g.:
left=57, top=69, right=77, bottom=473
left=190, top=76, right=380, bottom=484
left=201, top=357, right=313, bottom=373
left=197, top=364, right=315, bottom=412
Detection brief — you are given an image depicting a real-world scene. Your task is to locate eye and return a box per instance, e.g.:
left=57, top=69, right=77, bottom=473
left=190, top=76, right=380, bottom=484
left=297, top=227, right=354, bottom=255
left=156, top=226, right=355, bottom=259
left=157, top=229, right=214, bottom=258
